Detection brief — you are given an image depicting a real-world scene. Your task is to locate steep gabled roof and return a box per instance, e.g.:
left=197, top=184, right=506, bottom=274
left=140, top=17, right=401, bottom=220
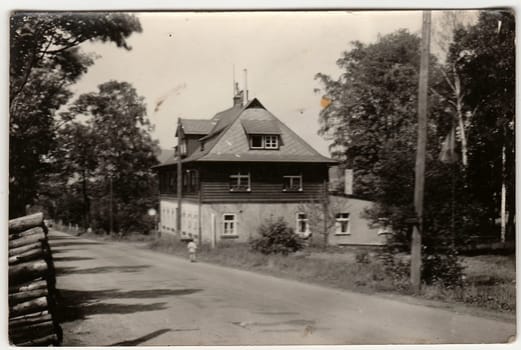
left=241, top=119, right=280, bottom=135
left=202, top=104, right=244, bottom=139
left=156, top=148, right=176, bottom=164
left=154, top=98, right=336, bottom=168
left=199, top=98, right=335, bottom=163
left=176, top=119, right=215, bottom=136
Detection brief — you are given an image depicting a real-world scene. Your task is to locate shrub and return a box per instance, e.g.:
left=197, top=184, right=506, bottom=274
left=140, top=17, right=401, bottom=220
left=250, top=217, right=304, bottom=255
left=355, top=251, right=370, bottom=264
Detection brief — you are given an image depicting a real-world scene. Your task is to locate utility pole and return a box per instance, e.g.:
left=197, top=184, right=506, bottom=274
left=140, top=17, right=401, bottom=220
left=176, top=122, right=183, bottom=236
left=109, top=175, right=113, bottom=235
left=500, top=144, right=506, bottom=243
left=411, top=11, right=431, bottom=293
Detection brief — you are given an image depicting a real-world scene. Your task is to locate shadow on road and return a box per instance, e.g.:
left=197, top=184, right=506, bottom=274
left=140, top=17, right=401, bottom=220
left=107, top=328, right=172, bottom=346
left=55, top=288, right=202, bottom=323
left=50, top=241, right=104, bottom=247
left=61, top=288, right=203, bottom=300
left=56, top=265, right=151, bottom=275
left=53, top=256, right=95, bottom=262
left=47, top=235, right=82, bottom=241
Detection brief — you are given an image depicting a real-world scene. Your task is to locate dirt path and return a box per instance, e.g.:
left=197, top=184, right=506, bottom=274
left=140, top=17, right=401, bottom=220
left=49, top=230, right=515, bottom=346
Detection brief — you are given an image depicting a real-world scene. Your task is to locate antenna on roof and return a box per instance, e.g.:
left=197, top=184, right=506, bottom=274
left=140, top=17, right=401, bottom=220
left=243, top=68, right=249, bottom=105
left=232, top=64, right=236, bottom=96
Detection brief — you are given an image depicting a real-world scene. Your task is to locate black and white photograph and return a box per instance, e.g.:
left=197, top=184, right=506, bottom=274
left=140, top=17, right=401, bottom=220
left=6, top=6, right=516, bottom=347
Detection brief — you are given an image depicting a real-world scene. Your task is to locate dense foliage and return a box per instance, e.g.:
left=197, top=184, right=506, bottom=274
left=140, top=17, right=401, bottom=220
left=9, top=12, right=142, bottom=218
left=315, top=10, right=515, bottom=286
left=250, top=217, right=304, bottom=255
left=45, top=81, right=160, bottom=234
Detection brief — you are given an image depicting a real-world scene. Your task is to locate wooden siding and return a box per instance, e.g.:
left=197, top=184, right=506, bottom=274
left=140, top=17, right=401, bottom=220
left=158, top=162, right=330, bottom=203
left=200, top=181, right=325, bottom=202
left=199, top=163, right=328, bottom=203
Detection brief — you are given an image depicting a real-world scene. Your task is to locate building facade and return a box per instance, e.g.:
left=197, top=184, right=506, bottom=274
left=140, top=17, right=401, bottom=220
left=154, top=94, right=387, bottom=246
left=154, top=94, right=336, bottom=244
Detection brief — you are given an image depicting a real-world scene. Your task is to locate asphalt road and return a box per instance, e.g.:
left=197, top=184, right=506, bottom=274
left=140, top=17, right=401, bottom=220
left=49, top=230, right=516, bottom=346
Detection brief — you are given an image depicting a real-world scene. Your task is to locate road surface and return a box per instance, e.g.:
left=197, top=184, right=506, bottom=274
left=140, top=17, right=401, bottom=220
left=49, top=230, right=515, bottom=346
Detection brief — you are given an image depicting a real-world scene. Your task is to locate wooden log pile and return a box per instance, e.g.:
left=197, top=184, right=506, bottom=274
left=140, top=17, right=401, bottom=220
left=8, top=213, right=62, bottom=346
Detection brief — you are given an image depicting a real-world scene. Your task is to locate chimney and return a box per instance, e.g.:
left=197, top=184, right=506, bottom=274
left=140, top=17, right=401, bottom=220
left=344, top=169, right=353, bottom=195
left=233, top=82, right=243, bottom=107
left=243, top=68, right=249, bottom=105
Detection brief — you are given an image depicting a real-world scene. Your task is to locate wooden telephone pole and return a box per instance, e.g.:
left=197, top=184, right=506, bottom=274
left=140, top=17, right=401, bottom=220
left=411, top=11, right=431, bottom=292
left=177, top=120, right=183, bottom=236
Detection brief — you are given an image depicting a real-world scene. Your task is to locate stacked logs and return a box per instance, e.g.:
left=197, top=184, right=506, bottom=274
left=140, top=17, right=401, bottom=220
left=8, top=213, right=62, bottom=346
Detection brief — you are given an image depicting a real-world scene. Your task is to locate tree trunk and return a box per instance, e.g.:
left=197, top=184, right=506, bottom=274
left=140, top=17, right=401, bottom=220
left=16, top=333, right=59, bottom=346
left=9, top=228, right=45, bottom=249
left=9, top=279, right=47, bottom=294
left=453, top=68, right=468, bottom=167
left=9, top=296, right=48, bottom=318
left=9, top=241, right=43, bottom=257
left=8, top=259, right=48, bottom=285
left=9, top=311, right=50, bottom=328
left=10, top=320, right=55, bottom=343
left=8, top=212, right=44, bottom=233
left=9, top=288, right=48, bottom=306
left=8, top=247, right=44, bottom=265
left=9, top=226, right=46, bottom=240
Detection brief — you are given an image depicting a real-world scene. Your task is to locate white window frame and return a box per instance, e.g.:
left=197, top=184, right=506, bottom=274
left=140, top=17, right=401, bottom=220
left=229, top=172, right=251, bottom=192
left=249, top=135, right=279, bottom=150
left=335, top=213, right=351, bottom=235
left=223, top=213, right=237, bottom=236
left=264, top=135, right=279, bottom=149
left=296, top=212, right=310, bottom=236
left=283, top=175, right=303, bottom=192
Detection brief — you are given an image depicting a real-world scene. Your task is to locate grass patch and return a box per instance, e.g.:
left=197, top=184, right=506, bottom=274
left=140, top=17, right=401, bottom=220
left=147, top=235, right=515, bottom=313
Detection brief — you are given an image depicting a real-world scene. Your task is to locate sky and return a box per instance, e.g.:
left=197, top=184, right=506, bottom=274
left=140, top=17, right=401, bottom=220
left=70, top=11, right=429, bottom=156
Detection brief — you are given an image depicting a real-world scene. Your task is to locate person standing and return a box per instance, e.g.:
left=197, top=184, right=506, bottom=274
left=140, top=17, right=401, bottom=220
left=187, top=239, right=197, bottom=262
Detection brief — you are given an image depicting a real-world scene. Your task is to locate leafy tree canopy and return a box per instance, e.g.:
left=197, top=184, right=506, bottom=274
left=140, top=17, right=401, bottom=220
left=9, top=12, right=142, bottom=217
left=51, top=81, right=160, bottom=234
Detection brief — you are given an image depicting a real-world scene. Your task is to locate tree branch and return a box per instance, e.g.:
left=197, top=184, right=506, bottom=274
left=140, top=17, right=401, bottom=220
left=10, top=24, right=48, bottom=105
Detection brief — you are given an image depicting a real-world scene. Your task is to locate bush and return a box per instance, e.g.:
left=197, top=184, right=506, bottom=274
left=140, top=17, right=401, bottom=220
left=355, top=251, right=371, bottom=264
left=422, top=247, right=464, bottom=288
left=250, top=217, right=304, bottom=255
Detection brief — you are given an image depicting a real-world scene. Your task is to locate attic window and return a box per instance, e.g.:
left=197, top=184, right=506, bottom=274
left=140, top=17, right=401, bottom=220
left=250, top=135, right=263, bottom=149
left=249, top=135, right=279, bottom=150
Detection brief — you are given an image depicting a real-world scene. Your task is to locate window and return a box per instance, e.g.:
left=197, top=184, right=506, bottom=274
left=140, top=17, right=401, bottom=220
left=264, top=135, right=279, bottom=149
left=191, top=171, right=198, bottom=189
left=223, top=214, right=237, bottom=236
left=168, top=172, right=176, bottom=191
left=250, top=135, right=264, bottom=149
left=377, top=218, right=392, bottom=235
left=335, top=213, right=350, bottom=235
left=296, top=213, right=310, bottom=236
left=283, top=175, right=303, bottom=192
left=179, top=140, right=187, bottom=156
left=249, top=135, right=279, bottom=149
left=229, top=172, right=251, bottom=192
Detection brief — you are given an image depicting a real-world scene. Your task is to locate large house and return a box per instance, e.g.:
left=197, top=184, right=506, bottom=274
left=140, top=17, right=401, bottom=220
left=153, top=93, right=336, bottom=244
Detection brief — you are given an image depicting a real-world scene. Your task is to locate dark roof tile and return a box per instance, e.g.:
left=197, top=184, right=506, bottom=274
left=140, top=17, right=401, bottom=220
left=241, top=119, right=280, bottom=134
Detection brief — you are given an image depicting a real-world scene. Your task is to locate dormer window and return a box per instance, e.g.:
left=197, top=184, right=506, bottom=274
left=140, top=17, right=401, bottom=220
left=264, top=135, right=279, bottom=149
left=241, top=120, right=281, bottom=150
left=249, top=135, right=279, bottom=150
left=250, top=135, right=264, bottom=149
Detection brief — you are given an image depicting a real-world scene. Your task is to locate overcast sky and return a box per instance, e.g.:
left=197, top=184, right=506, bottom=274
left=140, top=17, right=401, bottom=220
left=71, top=11, right=430, bottom=156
